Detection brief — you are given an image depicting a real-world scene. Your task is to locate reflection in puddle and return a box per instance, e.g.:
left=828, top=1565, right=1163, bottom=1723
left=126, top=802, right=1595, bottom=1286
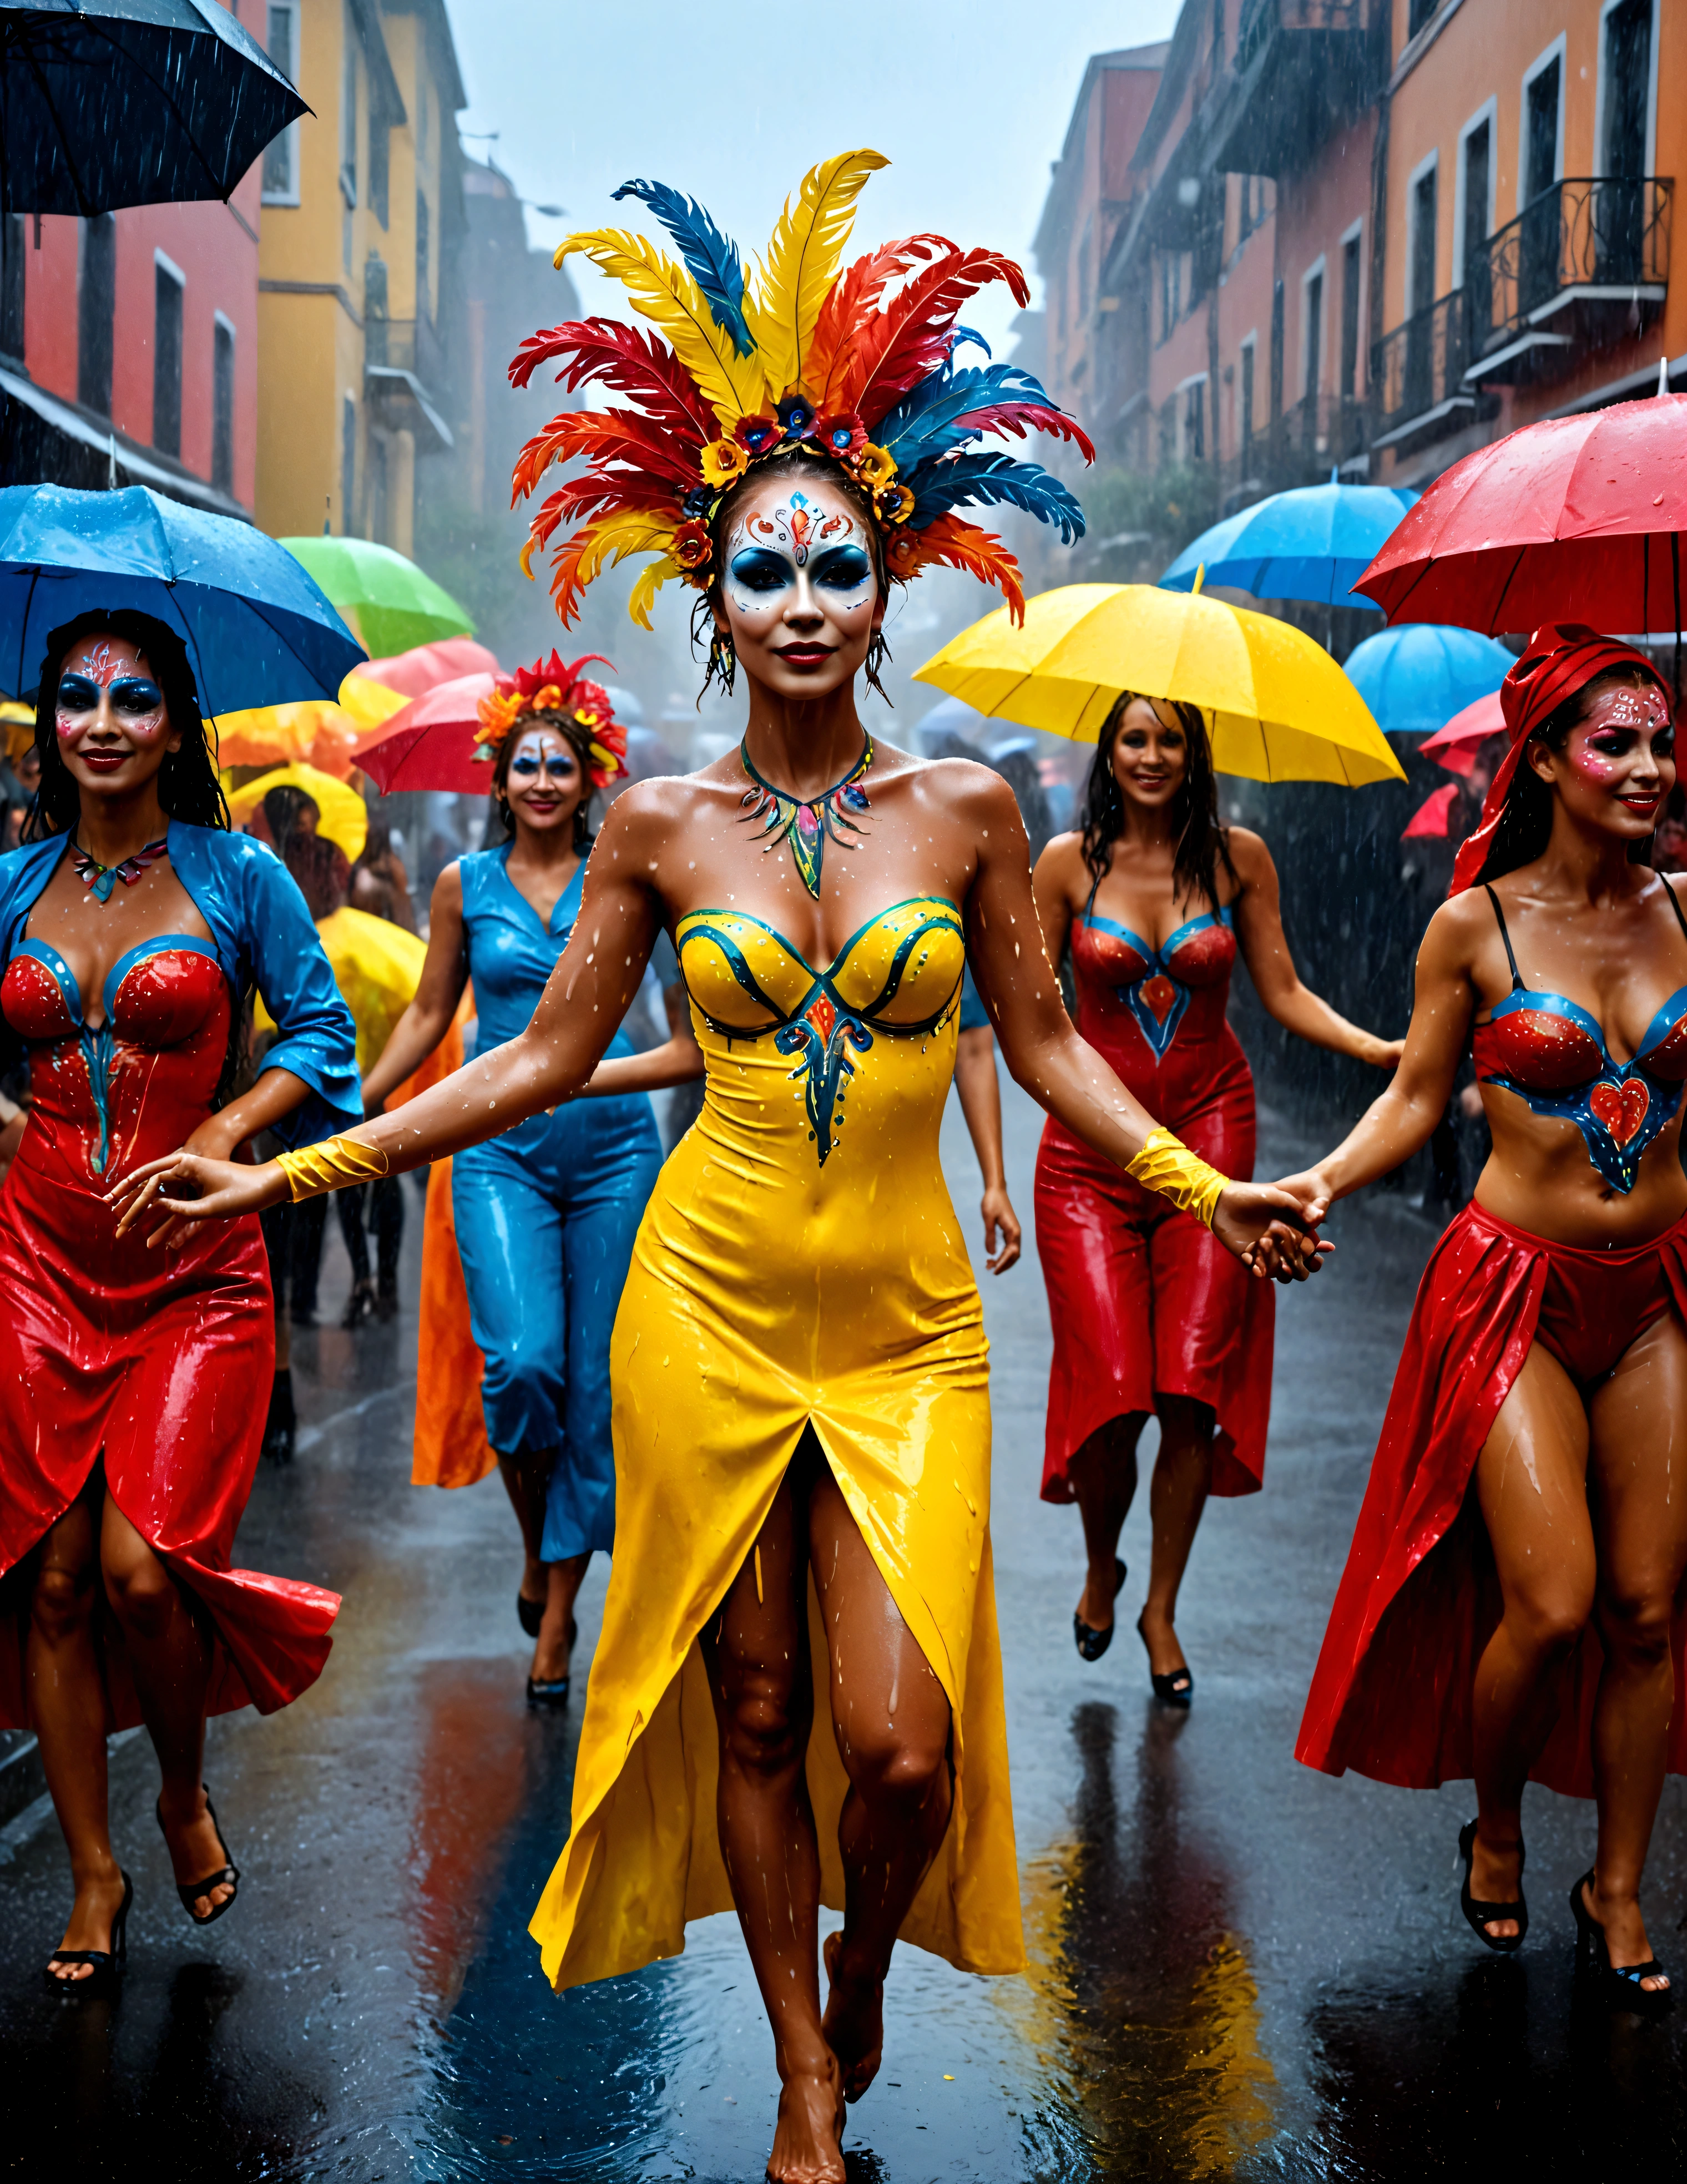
left=1003, top=1700, right=1276, bottom=2178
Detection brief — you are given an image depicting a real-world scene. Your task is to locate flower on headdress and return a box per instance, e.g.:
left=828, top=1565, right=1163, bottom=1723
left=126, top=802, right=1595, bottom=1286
left=682, top=483, right=715, bottom=518
left=732, top=414, right=781, bottom=458
left=671, top=518, right=713, bottom=572
left=814, top=411, right=866, bottom=461
left=885, top=532, right=922, bottom=578
left=876, top=482, right=915, bottom=526
left=473, top=652, right=624, bottom=776
left=474, top=685, right=525, bottom=755
left=852, top=442, right=897, bottom=491
left=701, top=438, right=750, bottom=487
left=776, top=390, right=817, bottom=442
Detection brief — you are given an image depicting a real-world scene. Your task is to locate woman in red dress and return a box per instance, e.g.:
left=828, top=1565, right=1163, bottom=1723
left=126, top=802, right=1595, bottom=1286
left=1289, top=628, right=1685, bottom=2005
left=1033, top=695, right=1400, bottom=1698
left=0, top=612, right=358, bottom=1987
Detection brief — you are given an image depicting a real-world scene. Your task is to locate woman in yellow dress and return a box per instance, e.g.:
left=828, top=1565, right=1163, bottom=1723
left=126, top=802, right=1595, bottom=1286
left=108, top=156, right=1320, bottom=2184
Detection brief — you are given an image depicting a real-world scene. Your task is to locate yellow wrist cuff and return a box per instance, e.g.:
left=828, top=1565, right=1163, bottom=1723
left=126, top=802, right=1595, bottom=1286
left=275, top=1134, right=391, bottom=1202
left=1125, top=1126, right=1229, bottom=1230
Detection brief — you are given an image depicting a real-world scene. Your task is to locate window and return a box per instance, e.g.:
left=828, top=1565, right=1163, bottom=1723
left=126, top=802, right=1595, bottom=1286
left=1602, top=0, right=1652, bottom=179
left=341, top=395, right=357, bottom=535
left=370, top=120, right=390, bottom=229
left=1522, top=52, right=1562, bottom=306
left=77, top=215, right=116, bottom=416
left=1269, top=278, right=1284, bottom=419
left=1410, top=163, right=1438, bottom=315
left=1340, top=232, right=1362, bottom=397
left=1303, top=267, right=1323, bottom=400
left=1, top=215, right=23, bottom=361
left=261, top=4, right=299, bottom=204
left=1459, top=119, right=1492, bottom=345
left=1240, top=340, right=1256, bottom=464
left=1526, top=57, right=1560, bottom=204
left=1407, top=0, right=1438, bottom=36
left=212, top=316, right=235, bottom=494
left=1183, top=378, right=1205, bottom=463
left=416, top=190, right=431, bottom=318
left=153, top=254, right=184, bottom=457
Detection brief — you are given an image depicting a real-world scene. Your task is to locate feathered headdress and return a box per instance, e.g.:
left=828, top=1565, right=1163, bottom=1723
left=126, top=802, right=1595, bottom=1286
left=508, top=151, right=1093, bottom=631
left=474, top=651, right=628, bottom=788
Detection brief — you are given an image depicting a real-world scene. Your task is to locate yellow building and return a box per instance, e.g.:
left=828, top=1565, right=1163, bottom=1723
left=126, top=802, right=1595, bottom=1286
left=254, top=0, right=466, bottom=552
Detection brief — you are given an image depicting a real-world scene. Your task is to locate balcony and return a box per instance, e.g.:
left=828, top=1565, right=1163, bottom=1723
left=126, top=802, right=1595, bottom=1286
left=1464, top=177, right=1672, bottom=388
left=364, top=317, right=453, bottom=453
left=1370, top=290, right=1498, bottom=456
left=1206, top=0, right=1377, bottom=179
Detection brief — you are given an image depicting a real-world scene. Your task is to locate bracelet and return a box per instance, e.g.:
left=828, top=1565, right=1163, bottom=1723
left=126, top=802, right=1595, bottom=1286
left=1125, top=1126, right=1229, bottom=1230
left=274, top=1133, right=391, bottom=1202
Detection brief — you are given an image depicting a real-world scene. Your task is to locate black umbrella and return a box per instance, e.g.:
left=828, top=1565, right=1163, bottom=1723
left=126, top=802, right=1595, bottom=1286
left=1, top=0, right=308, bottom=216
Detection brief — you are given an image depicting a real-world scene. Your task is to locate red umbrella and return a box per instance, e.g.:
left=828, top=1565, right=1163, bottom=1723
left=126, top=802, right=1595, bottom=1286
left=1356, top=383, right=1687, bottom=639
left=1419, top=689, right=1506, bottom=777
left=353, top=673, right=498, bottom=794
left=351, top=636, right=501, bottom=700
left=1402, top=782, right=1460, bottom=841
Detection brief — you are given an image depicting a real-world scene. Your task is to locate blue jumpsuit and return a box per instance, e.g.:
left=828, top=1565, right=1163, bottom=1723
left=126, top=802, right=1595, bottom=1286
left=451, top=846, right=663, bottom=1561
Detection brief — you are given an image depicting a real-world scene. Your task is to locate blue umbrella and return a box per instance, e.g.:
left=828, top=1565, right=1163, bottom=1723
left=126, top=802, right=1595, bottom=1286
left=1160, top=481, right=1418, bottom=610
left=0, top=484, right=363, bottom=713
left=1341, top=623, right=1516, bottom=737
left=1, top=0, right=306, bottom=216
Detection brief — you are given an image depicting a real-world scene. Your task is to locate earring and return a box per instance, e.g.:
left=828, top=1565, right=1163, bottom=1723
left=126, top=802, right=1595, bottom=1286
left=706, top=626, right=737, bottom=697
left=864, top=630, right=892, bottom=702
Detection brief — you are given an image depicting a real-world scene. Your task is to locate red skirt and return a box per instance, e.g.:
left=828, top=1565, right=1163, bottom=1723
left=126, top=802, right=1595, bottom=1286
left=1296, top=1200, right=1687, bottom=1796
left=1034, top=1033, right=1272, bottom=1501
left=0, top=1143, right=340, bottom=1732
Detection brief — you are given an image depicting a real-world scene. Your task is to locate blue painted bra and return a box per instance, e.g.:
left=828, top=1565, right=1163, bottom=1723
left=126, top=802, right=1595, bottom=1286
left=1074, top=896, right=1238, bottom=1061
left=1472, top=883, right=1687, bottom=1195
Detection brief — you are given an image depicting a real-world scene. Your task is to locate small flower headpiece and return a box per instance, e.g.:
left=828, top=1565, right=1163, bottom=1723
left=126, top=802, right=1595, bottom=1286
left=474, top=650, right=629, bottom=789
left=507, top=153, right=1094, bottom=633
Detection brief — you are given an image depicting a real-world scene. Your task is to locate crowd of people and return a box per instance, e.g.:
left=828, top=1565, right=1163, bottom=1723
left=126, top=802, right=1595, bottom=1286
left=3, top=151, right=1685, bottom=2184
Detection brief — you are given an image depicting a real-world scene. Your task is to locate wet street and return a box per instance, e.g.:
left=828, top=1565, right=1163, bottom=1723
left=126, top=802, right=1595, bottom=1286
left=4, top=1074, right=1686, bottom=2181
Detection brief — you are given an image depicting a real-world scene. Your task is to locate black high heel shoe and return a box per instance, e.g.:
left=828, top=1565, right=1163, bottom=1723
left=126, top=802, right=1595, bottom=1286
left=527, top=1616, right=579, bottom=1708
left=1457, top=1819, right=1527, bottom=1952
left=1569, top=1870, right=1673, bottom=2011
left=45, top=1870, right=132, bottom=1991
left=156, top=1788, right=240, bottom=1925
left=1073, top=1558, right=1126, bottom=1662
left=1135, top=1614, right=1193, bottom=1705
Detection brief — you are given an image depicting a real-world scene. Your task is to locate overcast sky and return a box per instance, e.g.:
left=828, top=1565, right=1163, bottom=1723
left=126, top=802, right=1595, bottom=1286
left=441, top=0, right=1181, bottom=355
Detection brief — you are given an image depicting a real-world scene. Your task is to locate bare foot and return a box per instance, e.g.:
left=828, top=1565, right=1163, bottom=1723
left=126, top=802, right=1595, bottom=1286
left=1468, top=1829, right=1523, bottom=1944
left=821, top=1929, right=885, bottom=2103
left=766, top=2056, right=846, bottom=2183
left=158, top=1784, right=236, bottom=1920
left=1584, top=1876, right=1670, bottom=1991
left=48, top=1868, right=128, bottom=1982
left=1135, top=1602, right=1189, bottom=1685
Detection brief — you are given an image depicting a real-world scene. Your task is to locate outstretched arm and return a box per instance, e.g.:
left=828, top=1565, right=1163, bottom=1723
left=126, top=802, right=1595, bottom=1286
left=954, top=769, right=1322, bottom=1278
left=360, top=862, right=471, bottom=1113
left=1229, top=828, right=1403, bottom=1068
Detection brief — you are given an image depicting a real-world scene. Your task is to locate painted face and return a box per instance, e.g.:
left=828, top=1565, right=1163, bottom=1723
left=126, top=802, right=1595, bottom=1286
left=1538, top=678, right=1675, bottom=835
left=715, top=474, right=881, bottom=699
left=1110, top=696, right=1189, bottom=810
left=53, top=631, right=180, bottom=793
left=502, top=724, right=584, bottom=837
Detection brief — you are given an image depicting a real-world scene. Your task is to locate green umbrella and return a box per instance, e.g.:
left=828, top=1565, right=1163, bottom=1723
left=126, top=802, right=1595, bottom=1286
left=280, top=537, right=474, bottom=660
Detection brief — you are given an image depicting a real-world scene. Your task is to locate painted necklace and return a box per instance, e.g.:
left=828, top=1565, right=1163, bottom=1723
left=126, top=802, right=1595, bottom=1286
left=738, top=736, right=873, bottom=898
left=72, top=836, right=169, bottom=904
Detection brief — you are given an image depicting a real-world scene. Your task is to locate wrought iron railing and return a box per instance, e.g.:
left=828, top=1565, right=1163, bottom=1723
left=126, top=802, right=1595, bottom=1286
left=1236, top=0, right=1361, bottom=65
left=1370, top=289, right=1469, bottom=441
left=1469, top=176, right=1672, bottom=355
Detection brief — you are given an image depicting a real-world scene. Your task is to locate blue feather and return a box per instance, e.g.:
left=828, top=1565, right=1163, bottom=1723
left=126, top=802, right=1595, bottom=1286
left=906, top=452, right=1086, bottom=543
left=878, top=364, right=1067, bottom=469
left=949, top=326, right=992, bottom=361
left=612, top=177, right=754, bottom=358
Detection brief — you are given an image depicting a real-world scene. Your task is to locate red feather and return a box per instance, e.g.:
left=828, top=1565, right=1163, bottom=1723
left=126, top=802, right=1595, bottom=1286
left=842, top=250, right=1032, bottom=427
left=508, top=317, right=713, bottom=439
left=524, top=477, right=679, bottom=559
left=890, top=515, right=1026, bottom=623
left=938, top=401, right=1097, bottom=462
left=807, top=234, right=951, bottom=406
left=512, top=408, right=696, bottom=504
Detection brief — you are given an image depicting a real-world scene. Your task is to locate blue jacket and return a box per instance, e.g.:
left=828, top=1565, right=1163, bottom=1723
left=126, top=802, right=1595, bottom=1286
left=0, top=821, right=360, bottom=1149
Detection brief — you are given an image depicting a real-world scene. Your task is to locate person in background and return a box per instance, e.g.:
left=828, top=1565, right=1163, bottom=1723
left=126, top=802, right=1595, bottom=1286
left=350, top=820, right=418, bottom=933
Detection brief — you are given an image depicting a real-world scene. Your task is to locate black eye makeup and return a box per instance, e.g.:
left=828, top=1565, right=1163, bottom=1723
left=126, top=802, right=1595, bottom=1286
left=729, top=549, right=794, bottom=594
left=510, top=750, right=576, bottom=778
left=56, top=676, right=103, bottom=712
left=110, top=678, right=164, bottom=715
left=812, top=546, right=872, bottom=593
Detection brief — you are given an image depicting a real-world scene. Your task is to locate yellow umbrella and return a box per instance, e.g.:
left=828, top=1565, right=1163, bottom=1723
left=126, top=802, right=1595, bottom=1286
left=1, top=699, right=33, bottom=770
left=255, top=906, right=426, bottom=1073
left=210, top=698, right=367, bottom=777
left=225, top=762, right=368, bottom=864
left=914, top=580, right=1404, bottom=787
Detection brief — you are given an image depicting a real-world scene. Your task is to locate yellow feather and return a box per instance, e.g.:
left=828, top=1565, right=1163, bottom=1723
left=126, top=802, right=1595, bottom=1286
left=550, top=512, right=678, bottom=627
left=747, top=150, right=890, bottom=399
left=627, top=555, right=684, bottom=630
left=555, top=227, right=765, bottom=423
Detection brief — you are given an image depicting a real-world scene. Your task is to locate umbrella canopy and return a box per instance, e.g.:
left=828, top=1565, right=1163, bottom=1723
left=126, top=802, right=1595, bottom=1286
left=225, top=762, right=367, bottom=865
left=1420, top=689, right=1507, bottom=777
left=1160, top=481, right=1417, bottom=609
left=0, top=484, right=363, bottom=716
left=353, top=673, right=498, bottom=795
left=210, top=699, right=363, bottom=778
left=913, top=582, right=1403, bottom=787
left=1, top=0, right=307, bottom=216
left=281, top=537, right=474, bottom=660
left=1403, top=782, right=1461, bottom=840
left=350, top=636, right=500, bottom=701
left=1356, top=386, right=1687, bottom=633
left=1341, top=624, right=1515, bottom=736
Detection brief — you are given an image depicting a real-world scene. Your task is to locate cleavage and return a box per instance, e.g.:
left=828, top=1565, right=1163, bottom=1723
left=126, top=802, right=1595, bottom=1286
left=27, top=861, right=210, bottom=1029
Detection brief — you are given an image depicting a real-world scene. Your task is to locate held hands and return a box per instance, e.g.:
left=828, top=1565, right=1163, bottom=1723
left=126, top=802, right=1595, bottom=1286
left=1213, top=1181, right=1333, bottom=1283
left=980, top=1184, right=1022, bottom=1276
left=1367, top=1036, right=1407, bottom=1070
left=103, top=1146, right=290, bottom=1250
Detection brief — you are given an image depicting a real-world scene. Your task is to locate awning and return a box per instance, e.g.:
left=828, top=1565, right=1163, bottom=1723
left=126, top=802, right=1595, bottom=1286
left=0, top=365, right=250, bottom=519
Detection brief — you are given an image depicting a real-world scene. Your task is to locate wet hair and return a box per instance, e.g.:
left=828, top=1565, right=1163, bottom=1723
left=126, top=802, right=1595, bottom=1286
left=1080, top=690, right=1235, bottom=910
left=489, top=712, right=595, bottom=852
left=691, top=448, right=890, bottom=702
left=262, top=784, right=320, bottom=860
left=26, top=609, right=230, bottom=841
left=1477, top=666, right=1665, bottom=884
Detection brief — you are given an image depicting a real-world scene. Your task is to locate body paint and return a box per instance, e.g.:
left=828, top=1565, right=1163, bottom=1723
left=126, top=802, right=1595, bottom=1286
left=725, top=492, right=875, bottom=617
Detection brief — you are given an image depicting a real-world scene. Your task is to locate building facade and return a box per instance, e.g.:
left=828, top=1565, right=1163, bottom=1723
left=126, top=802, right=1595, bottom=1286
left=0, top=0, right=264, bottom=515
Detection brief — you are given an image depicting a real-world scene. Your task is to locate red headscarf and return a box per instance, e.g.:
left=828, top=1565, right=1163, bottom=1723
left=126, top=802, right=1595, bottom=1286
left=1448, top=624, right=1671, bottom=894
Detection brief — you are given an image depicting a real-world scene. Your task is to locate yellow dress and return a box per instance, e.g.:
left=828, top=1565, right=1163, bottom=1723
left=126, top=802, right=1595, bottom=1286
left=529, top=894, right=1024, bottom=1986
